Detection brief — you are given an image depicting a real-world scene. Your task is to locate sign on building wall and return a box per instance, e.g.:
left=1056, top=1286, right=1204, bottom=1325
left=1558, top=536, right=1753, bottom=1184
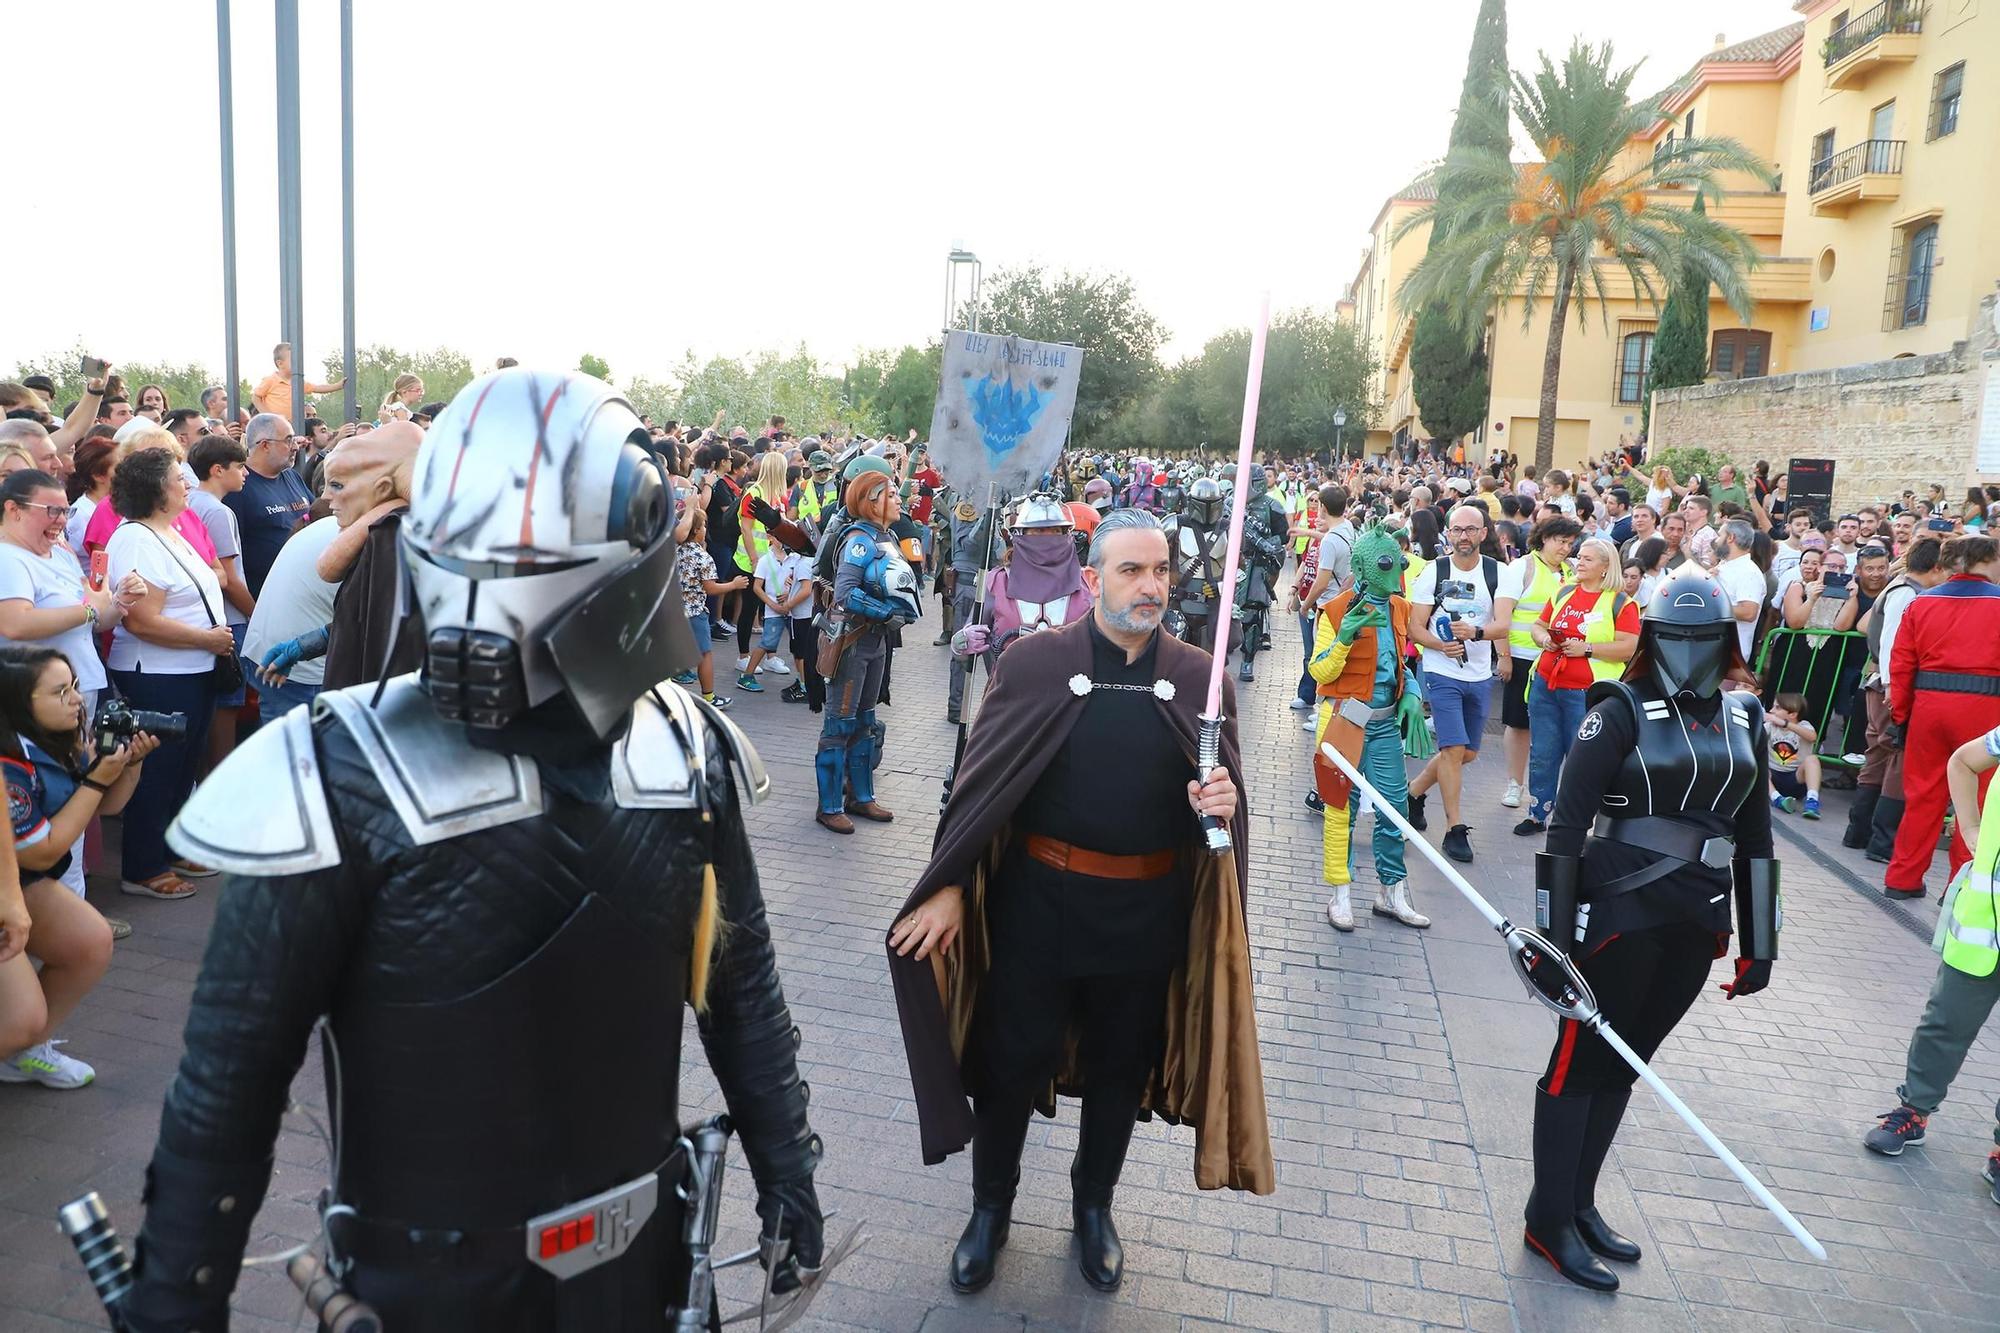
left=928, top=331, right=1085, bottom=498
left=1809, top=307, right=1830, bottom=333
left=1977, top=362, right=2000, bottom=473
left=1788, top=458, right=1836, bottom=522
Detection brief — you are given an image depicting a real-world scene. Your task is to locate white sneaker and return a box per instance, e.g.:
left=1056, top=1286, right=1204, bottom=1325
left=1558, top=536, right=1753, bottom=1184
left=1302, top=717, right=1317, bottom=732
left=0, top=1039, right=95, bottom=1089
left=1502, top=780, right=1523, bottom=809
left=760, top=659, right=792, bottom=675
left=1326, top=887, right=1355, bottom=933
left=1373, top=881, right=1432, bottom=929
left=736, top=656, right=750, bottom=672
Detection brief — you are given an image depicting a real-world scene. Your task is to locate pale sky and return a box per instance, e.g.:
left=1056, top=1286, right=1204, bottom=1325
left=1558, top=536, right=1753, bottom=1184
left=11, top=1, right=1803, bottom=383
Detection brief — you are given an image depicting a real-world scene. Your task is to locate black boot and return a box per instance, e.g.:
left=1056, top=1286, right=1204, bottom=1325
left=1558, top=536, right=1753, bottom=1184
left=1072, top=1085, right=1142, bottom=1292
left=1524, top=1088, right=1619, bottom=1292
left=951, top=1094, right=1030, bottom=1293
left=1868, top=797, right=1904, bottom=863
left=1572, top=1088, right=1641, bottom=1264
left=1844, top=785, right=1882, bottom=849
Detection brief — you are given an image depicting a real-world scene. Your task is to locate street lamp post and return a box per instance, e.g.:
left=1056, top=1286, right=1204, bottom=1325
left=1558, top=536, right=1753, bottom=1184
left=1333, top=407, right=1348, bottom=463
left=945, top=247, right=982, bottom=334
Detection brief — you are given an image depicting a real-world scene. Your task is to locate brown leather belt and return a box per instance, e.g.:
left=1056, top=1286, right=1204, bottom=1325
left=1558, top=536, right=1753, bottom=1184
left=1024, top=834, right=1176, bottom=880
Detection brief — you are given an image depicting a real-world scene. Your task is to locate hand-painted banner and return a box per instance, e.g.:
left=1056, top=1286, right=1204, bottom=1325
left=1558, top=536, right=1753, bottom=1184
left=928, top=330, right=1084, bottom=498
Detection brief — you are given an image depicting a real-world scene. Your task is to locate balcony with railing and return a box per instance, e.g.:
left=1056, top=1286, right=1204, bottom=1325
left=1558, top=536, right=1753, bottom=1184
left=1808, top=139, right=1905, bottom=215
left=1822, top=0, right=1927, bottom=89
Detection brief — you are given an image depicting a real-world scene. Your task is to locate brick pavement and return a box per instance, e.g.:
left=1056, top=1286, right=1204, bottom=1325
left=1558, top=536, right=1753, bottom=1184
left=4, top=627, right=2000, bottom=1331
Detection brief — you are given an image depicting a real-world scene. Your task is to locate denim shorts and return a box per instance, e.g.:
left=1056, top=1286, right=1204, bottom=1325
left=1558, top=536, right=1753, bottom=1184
left=217, top=622, right=249, bottom=707
left=1423, top=671, right=1490, bottom=751
left=686, top=612, right=712, bottom=655
left=760, top=614, right=786, bottom=652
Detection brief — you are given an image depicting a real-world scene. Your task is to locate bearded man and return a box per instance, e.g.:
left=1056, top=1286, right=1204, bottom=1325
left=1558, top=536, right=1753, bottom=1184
left=889, top=508, right=1272, bottom=1299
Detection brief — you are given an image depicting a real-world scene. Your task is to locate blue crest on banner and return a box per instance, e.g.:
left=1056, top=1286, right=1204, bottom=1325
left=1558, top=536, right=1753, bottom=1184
left=965, top=375, right=1047, bottom=461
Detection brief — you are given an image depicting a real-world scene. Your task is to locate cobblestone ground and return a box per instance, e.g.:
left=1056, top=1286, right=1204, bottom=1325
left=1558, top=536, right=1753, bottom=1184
left=4, top=622, right=2000, bottom=1331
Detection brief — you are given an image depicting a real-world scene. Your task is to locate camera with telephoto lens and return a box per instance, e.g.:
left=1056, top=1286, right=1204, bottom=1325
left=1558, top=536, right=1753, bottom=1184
left=95, top=698, right=188, bottom=758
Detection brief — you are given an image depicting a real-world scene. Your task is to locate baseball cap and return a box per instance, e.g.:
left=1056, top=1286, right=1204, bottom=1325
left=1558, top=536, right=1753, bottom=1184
left=1444, top=476, right=1471, bottom=494
left=808, top=450, right=833, bottom=470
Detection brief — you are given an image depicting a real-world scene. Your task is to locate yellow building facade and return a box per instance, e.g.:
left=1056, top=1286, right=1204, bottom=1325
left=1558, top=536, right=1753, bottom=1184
left=1345, top=1, right=1996, bottom=470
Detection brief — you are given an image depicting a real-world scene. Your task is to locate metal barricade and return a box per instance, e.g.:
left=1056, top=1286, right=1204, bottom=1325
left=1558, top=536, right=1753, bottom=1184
left=1753, top=625, right=1870, bottom=766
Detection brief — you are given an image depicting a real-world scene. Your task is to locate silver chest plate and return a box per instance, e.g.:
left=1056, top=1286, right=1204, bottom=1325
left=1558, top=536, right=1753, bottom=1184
left=524, top=1168, right=659, bottom=1281
left=167, top=704, right=341, bottom=876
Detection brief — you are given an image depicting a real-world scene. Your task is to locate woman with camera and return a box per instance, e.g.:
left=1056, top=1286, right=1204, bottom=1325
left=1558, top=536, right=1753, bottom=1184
left=0, top=646, right=157, bottom=1088
left=104, top=447, right=232, bottom=902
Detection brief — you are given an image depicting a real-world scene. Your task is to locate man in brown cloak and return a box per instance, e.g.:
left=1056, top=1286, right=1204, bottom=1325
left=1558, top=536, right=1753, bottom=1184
left=888, top=508, right=1273, bottom=1298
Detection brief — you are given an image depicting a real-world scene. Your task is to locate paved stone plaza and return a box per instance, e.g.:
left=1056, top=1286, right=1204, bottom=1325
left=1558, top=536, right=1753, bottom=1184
left=4, top=631, right=2000, bottom=1331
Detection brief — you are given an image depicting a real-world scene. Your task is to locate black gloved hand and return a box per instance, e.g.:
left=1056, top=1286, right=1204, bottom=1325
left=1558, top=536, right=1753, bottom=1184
left=1718, top=957, right=1772, bottom=1000
left=1884, top=720, right=1907, bottom=751
left=750, top=496, right=784, bottom=529
left=754, top=1175, right=824, bottom=1293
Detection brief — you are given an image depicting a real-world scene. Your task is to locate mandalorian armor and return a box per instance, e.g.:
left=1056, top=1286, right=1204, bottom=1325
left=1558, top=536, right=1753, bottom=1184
left=115, top=369, right=825, bottom=1333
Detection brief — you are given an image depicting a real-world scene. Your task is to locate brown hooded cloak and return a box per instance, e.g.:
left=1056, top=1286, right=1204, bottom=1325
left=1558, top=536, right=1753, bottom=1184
left=886, top=614, right=1274, bottom=1193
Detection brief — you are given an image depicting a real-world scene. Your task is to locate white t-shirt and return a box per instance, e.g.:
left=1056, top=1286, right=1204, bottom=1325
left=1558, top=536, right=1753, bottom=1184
left=106, top=521, right=226, bottom=675
left=243, top=517, right=340, bottom=688
left=1714, top=554, right=1765, bottom=659
left=186, top=490, right=249, bottom=627
left=65, top=496, right=96, bottom=554
left=1314, top=521, right=1357, bottom=606
left=754, top=548, right=816, bottom=621
left=0, top=541, right=105, bottom=692
left=1409, top=555, right=1496, bottom=683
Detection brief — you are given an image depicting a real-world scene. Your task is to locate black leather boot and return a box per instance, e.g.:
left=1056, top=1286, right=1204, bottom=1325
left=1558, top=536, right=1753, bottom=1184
left=1868, top=797, right=1904, bottom=863
left=1572, top=1088, right=1641, bottom=1264
left=1524, top=1088, right=1619, bottom=1292
left=1072, top=1085, right=1142, bottom=1292
left=1843, top=784, right=1882, bottom=850
left=951, top=1094, right=1030, bottom=1293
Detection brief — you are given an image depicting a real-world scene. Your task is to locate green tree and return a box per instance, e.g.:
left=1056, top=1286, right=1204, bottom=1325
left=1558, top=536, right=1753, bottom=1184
left=870, top=344, right=941, bottom=439
left=578, top=352, right=611, bottom=382
left=1642, top=194, right=1712, bottom=433
left=1396, top=40, right=1773, bottom=472
left=960, top=265, right=1166, bottom=446
left=1409, top=0, right=1508, bottom=451
left=665, top=346, right=850, bottom=439
left=320, top=346, right=477, bottom=424
left=13, top=343, right=233, bottom=416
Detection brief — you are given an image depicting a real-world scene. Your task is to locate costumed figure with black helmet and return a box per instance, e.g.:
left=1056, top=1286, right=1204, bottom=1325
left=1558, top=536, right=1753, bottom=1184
left=1164, top=476, right=1228, bottom=652
left=1221, top=463, right=1292, bottom=683
left=941, top=498, right=1002, bottom=724
left=813, top=467, right=919, bottom=836
left=110, top=369, right=828, bottom=1331
left=1525, top=571, right=1779, bottom=1293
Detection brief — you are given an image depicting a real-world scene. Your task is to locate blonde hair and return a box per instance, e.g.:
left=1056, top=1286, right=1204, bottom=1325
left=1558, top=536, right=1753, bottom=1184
left=1652, top=465, right=1676, bottom=489
left=1575, top=537, right=1621, bottom=584
left=114, top=424, right=178, bottom=460
left=381, top=373, right=422, bottom=414
left=0, top=444, right=36, bottom=476
left=752, top=450, right=788, bottom=502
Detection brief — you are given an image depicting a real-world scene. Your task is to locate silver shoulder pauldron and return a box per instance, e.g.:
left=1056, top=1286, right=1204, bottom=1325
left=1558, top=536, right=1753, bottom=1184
left=612, top=683, right=771, bottom=809
left=170, top=677, right=770, bottom=878
left=167, top=704, right=340, bottom=876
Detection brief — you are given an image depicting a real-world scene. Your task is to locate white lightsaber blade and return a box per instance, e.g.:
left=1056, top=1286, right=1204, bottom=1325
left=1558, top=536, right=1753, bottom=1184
left=1319, top=741, right=1827, bottom=1262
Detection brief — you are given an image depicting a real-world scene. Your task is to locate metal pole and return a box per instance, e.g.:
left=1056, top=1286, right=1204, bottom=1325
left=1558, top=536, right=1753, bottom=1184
left=340, top=0, right=357, bottom=425
left=216, top=0, right=240, bottom=421
left=274, top=0, right=305, bottom=425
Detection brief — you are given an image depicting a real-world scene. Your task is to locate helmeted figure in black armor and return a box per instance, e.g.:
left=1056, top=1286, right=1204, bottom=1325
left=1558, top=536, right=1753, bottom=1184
left=116, top=368, right=824, bottom=1331
left=1164, top=476, right=1227, bottom=653
left=1219, top=464, right=1290, bottom=682
left=1527, top=572, right=1780, bottom=1292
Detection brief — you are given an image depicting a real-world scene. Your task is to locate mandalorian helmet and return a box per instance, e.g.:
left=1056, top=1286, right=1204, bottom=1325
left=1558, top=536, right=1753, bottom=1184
left=1641, top=573, right=1736, bottom=701
left=401, top=367, right=693, bottom=738
left=1083, top=477, right=1114, bottom=514
left=1247, top=464, right=1270, bottom=500
left=1010, top=491, right=1074, bottom=532
left=1185, top=477, right=1223, bottom=528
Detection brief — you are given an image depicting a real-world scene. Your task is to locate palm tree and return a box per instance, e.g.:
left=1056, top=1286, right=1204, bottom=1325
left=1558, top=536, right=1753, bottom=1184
left=1395, top=41, right=1775, bottom=472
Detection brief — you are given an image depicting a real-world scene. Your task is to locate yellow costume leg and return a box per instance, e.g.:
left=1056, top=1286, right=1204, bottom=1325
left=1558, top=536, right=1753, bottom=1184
left=1318, top=702, right=1352, bottom=886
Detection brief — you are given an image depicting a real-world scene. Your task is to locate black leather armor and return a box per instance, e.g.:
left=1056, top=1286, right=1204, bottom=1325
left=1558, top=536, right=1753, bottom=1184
left=119, top=682, right=818, bottom=1333
left=1590, top=679, right=1763, bottom=822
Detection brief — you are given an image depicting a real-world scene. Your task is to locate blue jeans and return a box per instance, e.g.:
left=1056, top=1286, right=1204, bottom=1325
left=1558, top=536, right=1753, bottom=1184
left=1296, top=610, right=1316, bottom=706
left=108, top=669, right=217, bottom=882
left=246, top=657, right=322, bottom=727
left=1527, top=675, right=1589, bottom=823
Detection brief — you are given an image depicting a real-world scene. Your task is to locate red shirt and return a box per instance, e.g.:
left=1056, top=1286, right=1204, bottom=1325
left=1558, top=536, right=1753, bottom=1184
left=1536, top=586, right=1640, bottom=690
left=909, top=468, right=942, bottom=523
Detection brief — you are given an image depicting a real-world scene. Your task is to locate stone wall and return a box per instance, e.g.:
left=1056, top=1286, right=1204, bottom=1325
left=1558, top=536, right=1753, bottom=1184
left=1651, top=296, right=1999, bottom=514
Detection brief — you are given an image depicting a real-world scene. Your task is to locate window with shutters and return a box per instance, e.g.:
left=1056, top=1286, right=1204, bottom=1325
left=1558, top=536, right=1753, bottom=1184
left=1684, top=109, right=1695, bottom=139
left=1617, top=331, right=1654, bottom=404
left=1809, top=129, right=1837, bottom=192
left=1710, top=330, right=1774, bottom=380
left=1883, top=221, right=1939, bottom=330
left=1928, top=63, right=1963, bottom=141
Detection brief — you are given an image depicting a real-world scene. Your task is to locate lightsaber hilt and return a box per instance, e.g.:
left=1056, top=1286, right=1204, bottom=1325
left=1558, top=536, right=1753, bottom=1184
left=673, top=1114, right=734, bottom=1332
left=286, top=1252, right=382, bottom=1333
left=58, top=1192, right=133, bottom=1316
left=1196, top=713, right=1231, bottom=855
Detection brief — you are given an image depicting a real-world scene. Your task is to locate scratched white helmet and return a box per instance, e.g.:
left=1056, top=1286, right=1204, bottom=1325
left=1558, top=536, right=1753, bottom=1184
left=401, top=367, right=694, bottom=737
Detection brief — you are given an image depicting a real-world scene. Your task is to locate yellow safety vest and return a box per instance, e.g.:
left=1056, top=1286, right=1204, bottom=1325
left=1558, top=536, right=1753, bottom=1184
left=1289, top=490, right=1311, bottom=555
left=1508, top=554, right=1569, bottom=657
left=1545, top=583, right=1629, bottom=682
left=796, top=480, right=830, bottom=525
left=736, top=487, right=777, bottom=572
left=1939, top=765, right=2000, bottom=977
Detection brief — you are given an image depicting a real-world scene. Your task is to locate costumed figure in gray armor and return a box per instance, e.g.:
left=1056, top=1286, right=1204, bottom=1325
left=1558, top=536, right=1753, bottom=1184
left=1164, top=477, right=1228, bottom=654
left=949, top=495, right=1092, bottom=675
left=111, top=369, right=829, bottom=1332
left=1221, top=463, right=1291, bottom=683
left=814, top=468, right=920, bottom=835
left=1527, top=572, right=1779, bottom=1293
